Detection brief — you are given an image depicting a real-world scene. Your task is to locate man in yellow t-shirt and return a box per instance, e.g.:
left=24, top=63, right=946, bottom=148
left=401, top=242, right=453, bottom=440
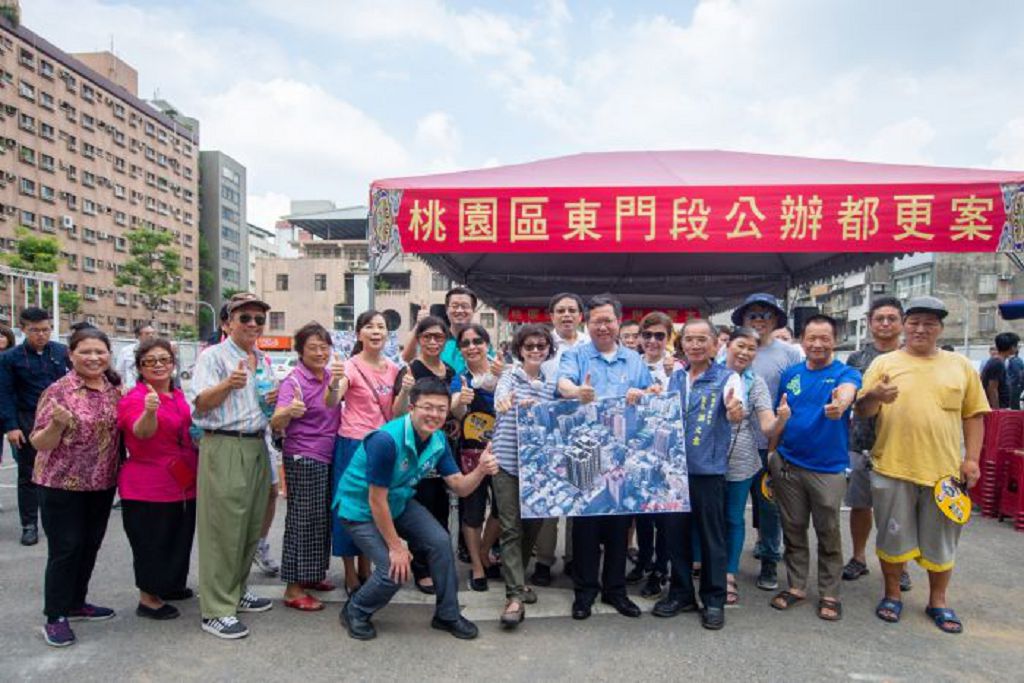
left=856, top=296, right=988, bottom=635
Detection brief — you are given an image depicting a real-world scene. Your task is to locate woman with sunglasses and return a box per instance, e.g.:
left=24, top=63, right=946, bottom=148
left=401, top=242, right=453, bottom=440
left=117, top=338, right=197, bottom=621
left=628, top=312, right=675, bottom=598
left=331, top=310, right=399, bottom=594
left=271, top=323, right=344, bottom=611
left=392, top=315, right=456, bottom=594
left=721, top=326, right=789, bottom=604
left=30, top=327, right=122, bottom=647
left=491, top=323, right=557, bottom=627
left=450, top=324, right=504, bottom=591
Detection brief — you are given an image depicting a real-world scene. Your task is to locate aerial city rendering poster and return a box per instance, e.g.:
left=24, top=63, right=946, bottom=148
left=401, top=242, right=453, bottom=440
left=517, top=392, right=691, bottom=518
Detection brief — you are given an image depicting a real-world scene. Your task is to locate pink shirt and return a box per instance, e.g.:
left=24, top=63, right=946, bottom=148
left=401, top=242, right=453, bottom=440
left=32, top=372, right=121, bottom=491
left=117, top=384, right=198, bottom=502
left=339, top=356, right=399, bottom=440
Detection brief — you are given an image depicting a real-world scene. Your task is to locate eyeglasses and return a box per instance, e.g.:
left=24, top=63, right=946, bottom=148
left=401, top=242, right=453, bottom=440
left=140, top=355, right=174, bottom=368
left=25, top=326, right=52, bottom=335
left=412, top=403, right=448, bottom=415
left=552, top=307, right=580, bottom=316
left=591, top=318, right=618, bottom=328
left=522, top=342, right=550, bottom=352
left=237, top=314, right=266, bottom=325
left=641, top=331, right=667, bottom=341
left=448, top=304, right=474, bottom=312
left=744, top=311, right=776, bottom=321
left=459, top=337, right=487, bottom=348
left=420, top=333, right=447, bottom=343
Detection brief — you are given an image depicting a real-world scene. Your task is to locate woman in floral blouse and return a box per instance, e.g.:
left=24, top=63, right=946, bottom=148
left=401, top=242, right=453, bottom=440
left=30, top=327, right=122, bottom=648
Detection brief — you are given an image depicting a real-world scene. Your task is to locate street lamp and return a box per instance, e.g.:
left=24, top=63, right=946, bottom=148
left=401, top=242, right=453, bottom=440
left=197, top=300, right=217, bottom=339
left=933, top=289, right=970, bottom=353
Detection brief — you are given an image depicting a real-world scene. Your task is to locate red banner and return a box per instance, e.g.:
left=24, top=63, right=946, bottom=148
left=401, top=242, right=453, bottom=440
left=391, top=183, right=1007, bottom=253
left=507, top=306, right=701, bottom=324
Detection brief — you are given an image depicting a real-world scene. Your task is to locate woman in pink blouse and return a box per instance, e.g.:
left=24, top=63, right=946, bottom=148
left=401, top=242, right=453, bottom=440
left=331, top=310, right=401, bottom=594
left=117, top=338, right=198, bottom=621
left=30, top=327, right=122, bottom=648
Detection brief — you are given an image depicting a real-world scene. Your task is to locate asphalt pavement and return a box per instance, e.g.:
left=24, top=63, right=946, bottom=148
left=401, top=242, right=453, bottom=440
left=1, top=460, right=1021, bottom=682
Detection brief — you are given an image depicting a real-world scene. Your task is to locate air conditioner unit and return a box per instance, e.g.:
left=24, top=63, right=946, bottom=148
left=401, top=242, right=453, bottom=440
left=62, top=215, right=74, bottom=229
left=999, top=273, right=1014, bottom=282
left=349, top=260, right=368, bottom=271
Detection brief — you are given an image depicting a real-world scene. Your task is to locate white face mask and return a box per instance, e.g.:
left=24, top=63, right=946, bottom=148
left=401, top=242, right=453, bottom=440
left=472, top=372, right=498, bottom=392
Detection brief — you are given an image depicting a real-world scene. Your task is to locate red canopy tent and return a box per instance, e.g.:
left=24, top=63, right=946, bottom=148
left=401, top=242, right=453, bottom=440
left=368, top=150, right=1024, bottom=314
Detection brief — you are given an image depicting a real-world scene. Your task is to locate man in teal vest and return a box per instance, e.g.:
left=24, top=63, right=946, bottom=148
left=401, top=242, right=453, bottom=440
left=335, top=376, right=498, bottom=641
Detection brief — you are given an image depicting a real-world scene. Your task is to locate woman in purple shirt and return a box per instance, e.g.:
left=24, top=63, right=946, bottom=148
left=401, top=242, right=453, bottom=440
left=271, top=323, right=345, bottom=611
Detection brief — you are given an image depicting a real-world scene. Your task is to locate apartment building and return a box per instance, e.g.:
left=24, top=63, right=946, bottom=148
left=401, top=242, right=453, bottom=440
left=0, top=16, right=199, bottom=334
left=198, top=151, right=246, bottom=310
left=247, top=221, right=276, bottom=292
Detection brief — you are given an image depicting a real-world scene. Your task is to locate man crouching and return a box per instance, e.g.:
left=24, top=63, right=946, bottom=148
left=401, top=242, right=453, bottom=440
left=334, top=376, right=498, bottom=640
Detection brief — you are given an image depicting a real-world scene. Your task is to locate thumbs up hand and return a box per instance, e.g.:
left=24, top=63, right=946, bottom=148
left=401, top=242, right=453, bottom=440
left=824, top=388, right=845, bottom=420
left=495, top=391, right=515, bottom=414
left=458, top=382, right=475, bottom=407
left=50, top=399, right=73, bottom=429
left=725, top=387, right=745, bottom=423
left=577, top=372, right=595, bottom=405
left=329, top=354, right=347, bottom=387
left=873, top=373, right=899, bottom=404
left=288, top=394, right=307, bottom=419
left=143, top=382, right=161, bottom=414
left=776, top=392, right=791, bottom=421
left=228, top=359, right=249, bottom=390
left=489, top=355, right=505, bottom=378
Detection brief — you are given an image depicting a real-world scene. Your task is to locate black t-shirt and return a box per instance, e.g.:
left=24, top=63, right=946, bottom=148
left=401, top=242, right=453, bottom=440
left=981, top=356, right=1010, bottom=409
left=394, top=359, right=459, bottom=444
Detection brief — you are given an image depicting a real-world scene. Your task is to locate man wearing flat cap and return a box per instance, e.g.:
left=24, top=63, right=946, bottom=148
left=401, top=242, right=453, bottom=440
left=856, top=296, right=988, bottom=635
left=731, top=293, right=802, bottom=591
left=191, top=293, right=278, bottom=639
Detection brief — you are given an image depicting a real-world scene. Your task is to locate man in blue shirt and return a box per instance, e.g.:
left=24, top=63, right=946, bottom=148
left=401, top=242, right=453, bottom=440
left=335, top=376, right=498, bottom=641
left=557, top=294, right=654, bottom=621
left=767, top=314, right=861, bottom=622
left=0, top=307, right=69, bottom=546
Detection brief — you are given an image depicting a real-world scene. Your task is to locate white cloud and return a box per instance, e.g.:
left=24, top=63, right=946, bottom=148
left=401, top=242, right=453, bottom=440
left=414, top=111, right=461, bottom=171
left=990, top=119, right=1024, bottom=170
left=247, top=191, right=292, bottom=229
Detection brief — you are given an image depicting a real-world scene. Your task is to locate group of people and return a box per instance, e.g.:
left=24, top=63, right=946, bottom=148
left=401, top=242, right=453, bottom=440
left=0, top=282, right=989, bottom=647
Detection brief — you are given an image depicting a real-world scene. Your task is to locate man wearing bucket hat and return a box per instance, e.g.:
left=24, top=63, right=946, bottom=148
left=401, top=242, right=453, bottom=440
left=731, top=293, right=802, bottom=591
left=856, top=296, right=988, bottom=635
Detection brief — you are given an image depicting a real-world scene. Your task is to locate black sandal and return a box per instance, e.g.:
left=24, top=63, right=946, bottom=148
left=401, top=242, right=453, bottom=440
left=500, top=600, right=525, bottom=628
left=818, top=598, right=842, bottom=621
left=770, top=590, right=806, bottom=610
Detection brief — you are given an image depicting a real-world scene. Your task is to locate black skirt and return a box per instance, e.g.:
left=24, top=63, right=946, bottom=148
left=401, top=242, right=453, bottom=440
left=121, top=498, right=196, bottom=596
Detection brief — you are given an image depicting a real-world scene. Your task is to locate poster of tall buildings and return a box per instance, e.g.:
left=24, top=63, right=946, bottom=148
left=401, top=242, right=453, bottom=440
left=517, top=392, right=690, bottom=518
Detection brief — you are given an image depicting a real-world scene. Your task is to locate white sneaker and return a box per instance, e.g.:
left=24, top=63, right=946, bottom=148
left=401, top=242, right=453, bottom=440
left=201, top=615, right=249, bottom=639
left=238, top=589, right=273, bottom=613
left=253, top=541, right=280, bottom=576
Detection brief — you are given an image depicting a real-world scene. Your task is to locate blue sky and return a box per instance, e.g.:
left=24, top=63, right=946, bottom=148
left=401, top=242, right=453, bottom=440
left=23, top=0, right=1024, bottom=228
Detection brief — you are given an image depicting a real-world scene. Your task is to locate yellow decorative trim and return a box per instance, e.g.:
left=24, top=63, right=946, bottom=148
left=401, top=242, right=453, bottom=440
left=876, top=547, right=920, bottom=564
left=916, top=556, right=955, bottom=573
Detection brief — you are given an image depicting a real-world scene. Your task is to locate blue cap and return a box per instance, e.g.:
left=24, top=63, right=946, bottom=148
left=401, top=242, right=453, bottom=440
left=731, top=293, right=788, bottom=328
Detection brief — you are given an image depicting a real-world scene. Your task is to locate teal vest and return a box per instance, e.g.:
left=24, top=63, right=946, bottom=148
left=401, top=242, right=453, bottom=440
left=333, top=415, right=448, bottom=523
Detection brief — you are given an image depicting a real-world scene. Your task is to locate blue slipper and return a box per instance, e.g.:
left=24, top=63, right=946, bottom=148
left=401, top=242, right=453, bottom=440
left=875, top=597, right=903, bottom=623
left=925, top=606, right=963, bottom=634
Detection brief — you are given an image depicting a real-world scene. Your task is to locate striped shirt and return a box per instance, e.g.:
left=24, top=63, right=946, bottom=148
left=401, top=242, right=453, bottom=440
left=190, top=338, right=269, bottom=433
left=492, top=365, right=556, bottom=476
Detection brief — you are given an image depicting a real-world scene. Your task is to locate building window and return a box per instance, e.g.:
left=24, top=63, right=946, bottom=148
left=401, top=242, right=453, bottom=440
left=431, top=272, right=450, bottom=291
left=270, top=311, right=285, bottom=331
left=314, top=273, right=327, bottom=291
left=480, top=312, right=496, bottom=328
left=19, top=178, right=36, bottom=196
left=978, top=307, right=996, bottom=333
left=222, top=226, right=240, bottom=243
left=276, top=274, right=289, bottom=291
left=20, top=209, right=36, bottom=227
left=894, top=271, right=932, bottom=301
left=978, top=273, right=998, bottom=296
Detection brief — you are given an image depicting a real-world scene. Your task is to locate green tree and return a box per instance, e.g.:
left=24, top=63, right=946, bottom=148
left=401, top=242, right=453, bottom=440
left=222, top=287, right=244, bottom=300
left=55, top=291, right=80, bottom=316
left=115, top=228, right=182, bottom=313
left=197, top=234, right=215, bottom=299
left=175, top=324, right=198, bottom=341
left=1, top=228, right=60, bottom=272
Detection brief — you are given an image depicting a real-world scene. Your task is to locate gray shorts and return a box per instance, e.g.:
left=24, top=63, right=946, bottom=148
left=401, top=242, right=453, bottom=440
left=870, top=471, right=962, bottom=572
left=844, top=450, right=872, bottom=509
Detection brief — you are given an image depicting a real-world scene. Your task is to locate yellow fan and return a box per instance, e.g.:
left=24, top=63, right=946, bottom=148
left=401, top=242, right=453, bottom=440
left=934, top=476, right=971, bottom=525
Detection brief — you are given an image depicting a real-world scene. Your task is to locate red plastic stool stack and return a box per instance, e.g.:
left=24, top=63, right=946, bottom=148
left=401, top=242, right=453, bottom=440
left=971, top=410, right=1024, bottom=517
left=997, top=450, right=1024, bottom=531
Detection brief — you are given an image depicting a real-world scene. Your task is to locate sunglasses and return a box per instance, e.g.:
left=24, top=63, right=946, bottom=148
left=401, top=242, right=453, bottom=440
left=420, top=333, right=447, bottom=343
left=140, top=356, right=174, bottom=368
left=744, top=311, right=776, bottom=321
left=238, top=314, right=266, bottom=325
left=459, top=337, right=487, bottom=348
left=522, top=342, right=549, bottom=352
left=641, top=331, right=667, bottom=341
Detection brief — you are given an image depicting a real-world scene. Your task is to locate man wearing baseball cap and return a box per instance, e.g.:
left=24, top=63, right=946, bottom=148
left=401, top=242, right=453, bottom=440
left=191, top=292, right=277, bottom=639
left=856, top=296, right=988, bottom=635
left=731, top=293, right=802, bottom=592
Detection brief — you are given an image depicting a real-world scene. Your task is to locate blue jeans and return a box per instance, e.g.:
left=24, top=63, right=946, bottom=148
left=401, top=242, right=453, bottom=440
left=343, top=499, right=460, bottom=622
left=725, top=476, right=755, bottom=574
left=755, top=449, right=782, bottom=563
